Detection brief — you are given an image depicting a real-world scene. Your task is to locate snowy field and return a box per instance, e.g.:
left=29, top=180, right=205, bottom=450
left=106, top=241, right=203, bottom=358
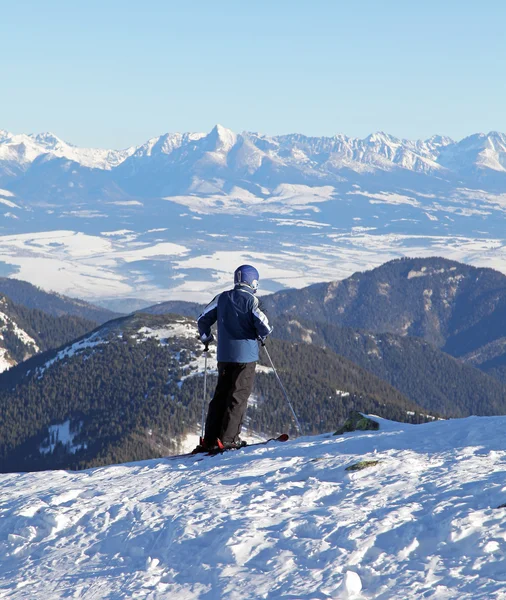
left=2, top=416, right=506, bottom=598
left=0, top=227, right=505, bottom=303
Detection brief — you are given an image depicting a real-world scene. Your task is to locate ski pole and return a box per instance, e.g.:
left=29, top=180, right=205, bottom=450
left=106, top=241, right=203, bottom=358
left=259, top=339, right=303, bottom=436
left=201, top=345, right=209, bottom=439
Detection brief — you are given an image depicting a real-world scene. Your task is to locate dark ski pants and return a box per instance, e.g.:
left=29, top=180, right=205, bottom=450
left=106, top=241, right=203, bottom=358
left=204, top=361, right=256, bottom=445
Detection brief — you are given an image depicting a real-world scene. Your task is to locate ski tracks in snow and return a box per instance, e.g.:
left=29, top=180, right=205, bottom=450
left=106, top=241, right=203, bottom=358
left=2, top=417, right=506, bottom=598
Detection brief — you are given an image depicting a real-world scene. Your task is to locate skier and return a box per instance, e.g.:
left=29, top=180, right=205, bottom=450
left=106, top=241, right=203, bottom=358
left=195, top=264, right=273, bottom=452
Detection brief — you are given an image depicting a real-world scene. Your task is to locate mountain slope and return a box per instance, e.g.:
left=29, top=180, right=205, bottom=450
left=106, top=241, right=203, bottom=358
left=262, top=257, right=506, bottom=376
left=273, top=317, right=506, bottom=417
left=0, top=294, right=97, bottom=373
left=0, top=313, right=427, bottom=473
left=139, top=284, right=506, bottom=417
left=0, top=277, right=119, bottom=323
left=2, top=415, right=506, bottom=599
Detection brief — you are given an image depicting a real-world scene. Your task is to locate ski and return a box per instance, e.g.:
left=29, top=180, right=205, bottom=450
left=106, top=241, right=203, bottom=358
left=205, top=433, right=289, bottom=456
left=250, top=433, right=289, bottom=446
left=165, top=434, right=289, bottom=461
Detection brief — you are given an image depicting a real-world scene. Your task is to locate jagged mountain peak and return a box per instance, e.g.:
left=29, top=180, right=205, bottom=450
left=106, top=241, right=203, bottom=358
left=0, top=129, right=136, bottom=171
left=130, top=131, right=207, bottom=159
left=206, top=124, right=238, bottom=151
left=454, top=131, right=506, bottom=150
left=423, top=134, right=454, bottom=147
left=28, top=131, right=67, bottom=149
left=365, top=131, right=398, bottom=144
left=436, top=131, right=506, bottom=172
left=483, top=131, right=506, bottom=151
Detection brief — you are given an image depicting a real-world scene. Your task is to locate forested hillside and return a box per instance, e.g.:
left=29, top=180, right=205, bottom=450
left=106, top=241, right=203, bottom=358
left=0, top=294, right=97, bottom=372
left=138, top=269, right=506, bottom=416
left=273, top=317, right=506, bottom=417
left=0, top=313, right=430, bottom=473
left=142, top=300, right=203, bottom=318
left=261, top=257, right=506, bottom=382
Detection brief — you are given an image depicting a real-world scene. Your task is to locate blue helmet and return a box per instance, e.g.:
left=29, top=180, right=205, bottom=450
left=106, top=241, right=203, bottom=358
left=234, top=264, right=259, bottom=292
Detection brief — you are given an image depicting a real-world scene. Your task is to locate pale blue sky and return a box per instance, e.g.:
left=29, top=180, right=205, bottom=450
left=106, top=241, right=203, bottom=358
left=1, top=0, right=505, bottom=148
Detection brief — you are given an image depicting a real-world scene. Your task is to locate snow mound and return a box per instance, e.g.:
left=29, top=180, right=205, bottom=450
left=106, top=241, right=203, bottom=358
left=2, top=416, right=506, bottom=598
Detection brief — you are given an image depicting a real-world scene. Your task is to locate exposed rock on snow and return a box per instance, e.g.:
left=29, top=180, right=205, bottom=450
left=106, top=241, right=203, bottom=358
left=345, top=459, right=380, bottom=472
left=334, top=410, right=380, bottom=435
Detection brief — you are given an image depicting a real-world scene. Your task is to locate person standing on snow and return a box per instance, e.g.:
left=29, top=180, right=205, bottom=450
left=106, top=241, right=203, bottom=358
left=195, top=264, right=273, bottom=452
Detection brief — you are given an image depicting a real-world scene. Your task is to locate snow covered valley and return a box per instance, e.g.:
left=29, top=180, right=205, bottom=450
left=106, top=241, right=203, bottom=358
left=2, top=416, right=506, bottom=599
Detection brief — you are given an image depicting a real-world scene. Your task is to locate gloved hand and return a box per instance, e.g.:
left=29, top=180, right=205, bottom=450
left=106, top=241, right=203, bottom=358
left=257, top=336, right=267, bottom=347
left=199, top=333, right=214, bottom=346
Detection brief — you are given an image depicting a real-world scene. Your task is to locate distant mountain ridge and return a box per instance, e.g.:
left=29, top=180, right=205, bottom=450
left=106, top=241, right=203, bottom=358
left=3, top=125, right=506, bottom=304
left=0, top=129, right=135, bottom=172
left=4, top=125, right=506, bottom=176
left=0, top=278, right=119, bottom=323
left=3, top=126, right=506, bottom=201
left=261, top=257, right=506, bottom=382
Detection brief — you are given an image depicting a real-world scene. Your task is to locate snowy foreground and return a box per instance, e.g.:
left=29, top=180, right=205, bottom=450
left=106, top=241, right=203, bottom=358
left=2, top=417, right=506, bottom=599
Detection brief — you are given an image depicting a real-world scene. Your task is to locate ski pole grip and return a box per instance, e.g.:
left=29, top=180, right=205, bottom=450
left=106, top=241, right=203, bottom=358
left=258, top=337, right=266, bottom=347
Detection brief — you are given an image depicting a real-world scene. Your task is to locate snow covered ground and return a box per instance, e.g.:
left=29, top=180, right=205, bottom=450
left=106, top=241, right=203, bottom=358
left=2, top=416, right=506, bottom=598
left=1, top=227, right=506, bottom=303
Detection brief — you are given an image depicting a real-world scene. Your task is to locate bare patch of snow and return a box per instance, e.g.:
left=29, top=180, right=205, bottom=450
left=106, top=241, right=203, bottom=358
left=39, top=420, right=87, bottom=455
left=0, top=347, right=15, bottom=373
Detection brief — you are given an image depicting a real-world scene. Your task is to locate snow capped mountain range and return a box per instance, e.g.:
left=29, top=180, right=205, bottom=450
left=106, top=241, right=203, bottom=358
left=3, top=125, right=506, bottom=179
left=2, top=124, right=506, bottom=303
left=0, top=129, right=136, bottom=172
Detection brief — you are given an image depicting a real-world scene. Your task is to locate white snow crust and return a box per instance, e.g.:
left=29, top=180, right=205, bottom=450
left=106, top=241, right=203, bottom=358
left=3, top=416, right=506, bottom=598
left=1, top=226, right=502, bottom=304
left=138, top=322, right=197, bottom=342
left=165, top=184, right=335, bottom=216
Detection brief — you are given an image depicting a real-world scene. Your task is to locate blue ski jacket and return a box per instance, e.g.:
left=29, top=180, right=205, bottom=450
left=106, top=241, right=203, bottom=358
left=197, top=285, right=273, bottom=363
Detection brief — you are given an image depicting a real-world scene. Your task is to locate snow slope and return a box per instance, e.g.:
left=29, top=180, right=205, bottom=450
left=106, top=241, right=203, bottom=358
left=2, top=416, right=506, bottom=599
